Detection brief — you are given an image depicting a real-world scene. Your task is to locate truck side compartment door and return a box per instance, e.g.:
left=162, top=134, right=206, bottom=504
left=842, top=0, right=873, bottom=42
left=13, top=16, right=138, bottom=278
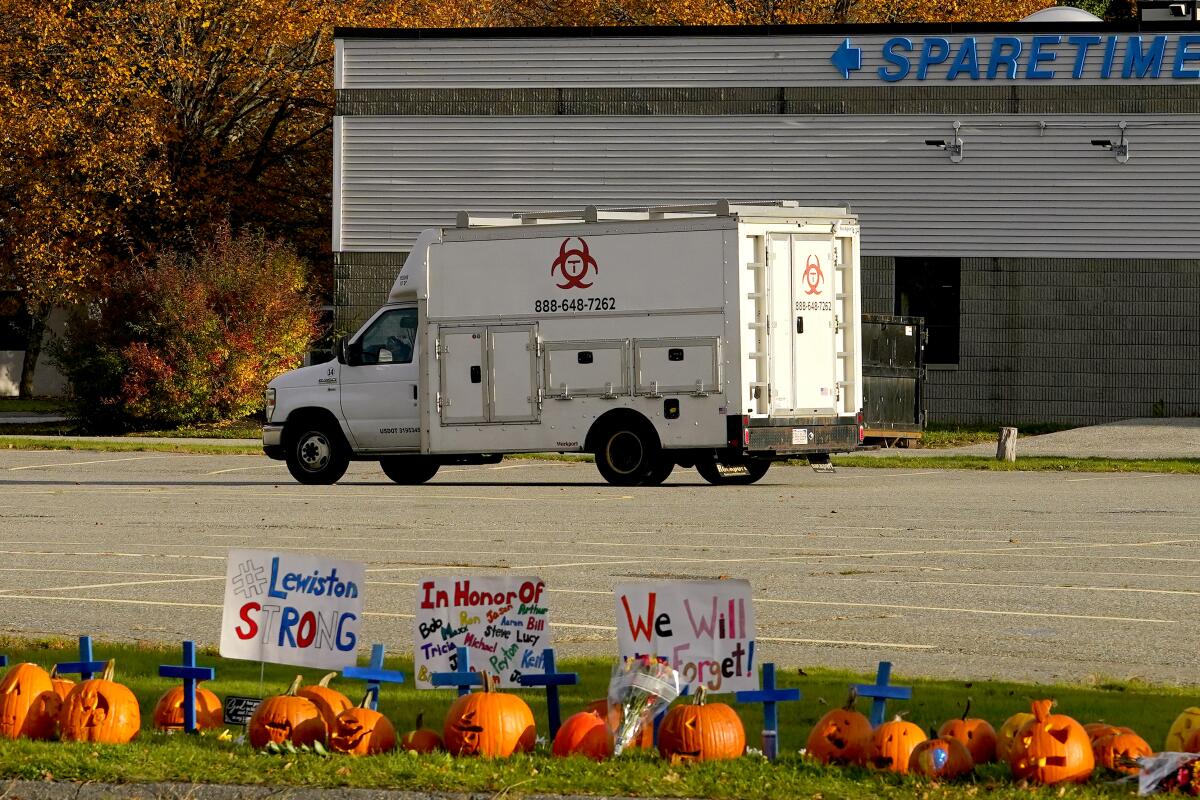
left=438, top=326, right=488, bottom=424
left=488, top=325, right=540, bottom=422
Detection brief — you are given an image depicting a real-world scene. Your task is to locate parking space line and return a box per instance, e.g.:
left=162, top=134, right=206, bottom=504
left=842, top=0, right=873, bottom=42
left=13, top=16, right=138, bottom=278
left=0, top=576, right=223, bottom=593
left=846, top=577, right=1200, bottom=597
left=205, top=464, right=287, bottom=476
left=761, top=598, right=1173, bottom=624
left=7, top=456, right=172, bottom=471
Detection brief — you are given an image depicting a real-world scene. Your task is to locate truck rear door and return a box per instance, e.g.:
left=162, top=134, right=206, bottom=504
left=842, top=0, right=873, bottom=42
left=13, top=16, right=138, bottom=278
left=767, top=233, right=839, bottom=415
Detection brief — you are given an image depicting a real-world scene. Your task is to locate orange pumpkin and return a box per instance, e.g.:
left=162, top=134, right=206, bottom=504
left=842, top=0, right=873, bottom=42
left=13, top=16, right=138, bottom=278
left=552, top=709, right=612, bottom=760
left=586, top=698, right=651, bottom=750
left=297, top=672, right=353, bottom=732
left=909, top=735, right=975, bottom=779
left=400, top=712, right=443, bottom=753
left=996, top=711, right=1035, bottom=764
left=247, top=675, right=327, bottom=749
left=1093, top=731, right=1152, bottom=774
left=48, top=666, right=74, bottom=702
left=329, top=693, right=396, bottom=756
left=0, top=663, right=55, bottom=740
left=1166, top=707, right=1200, bottom=751
left=1185, top=728, right=1200, bottom=753
left=152, top=684, right=223, bottom=731
left=442, top=673, right=536, bottom=757
left=1009, top=699, right=1094, bottom=785
left=58, top=659, right=141, bottom=744
left=805, top=691, right=872, bottom=765
left=865, top=716, right=927, bottom=774
left=1084, top=722, right=1136, bottom=743
left=657, top=688, right=745, bottom=763
left=938, top=699, right=997, bottom=764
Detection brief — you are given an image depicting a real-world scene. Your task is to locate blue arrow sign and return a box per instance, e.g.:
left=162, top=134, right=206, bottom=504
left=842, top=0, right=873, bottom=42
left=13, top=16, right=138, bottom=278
left=831, top=37, right=863, bottom=79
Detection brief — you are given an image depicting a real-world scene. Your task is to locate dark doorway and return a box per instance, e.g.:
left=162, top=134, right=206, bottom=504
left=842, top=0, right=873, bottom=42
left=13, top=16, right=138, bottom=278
left=895, top=257, right=960, bottom=365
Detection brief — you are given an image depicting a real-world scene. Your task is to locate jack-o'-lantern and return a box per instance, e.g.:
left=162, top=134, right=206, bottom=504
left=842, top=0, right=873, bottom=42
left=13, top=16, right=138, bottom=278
left=1185, top=728, right=1200, bottom=753
left=330, top=693, right=396, bottom=756
left=909, top=735, right=975, bottom=779
left=58, top=660, right=141, bottom=744
left=248, top=675, right=326, bottom=748
left=586, top=698, right=651, bottom=750
left=48, top=667, right=74, bottom=702
left=400, top=712, right=443, bottom=753
left=1166, top=708, right=1200, bottom=752
left=938, top=699, right=997, bottom=764
left=1093, top=731, right=1153, bottom=775
left=553, top=709, right=612, bottom=760
left=153, top=684, right=223, bottom=731
left=997, top=711, right=1035, bottom=763
left=865, top=716, right=927, bottom=774
left=298, top=672, right=353, bottom=732
left=0, top=663, right=54, bottom=739
left=442, top=673, right=536, bottom=757
left=1009, top=699, right=1094, bottom=785
left=657, top=687, right=745, bottom=763
left=805, top=691, right=872, bottom=765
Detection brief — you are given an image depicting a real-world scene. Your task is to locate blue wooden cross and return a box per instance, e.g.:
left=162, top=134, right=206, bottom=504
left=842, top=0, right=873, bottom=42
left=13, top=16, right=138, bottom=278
left=430, top=645, right=485, bottom=697
left=157, top=640, right=215, bottom=734
left=0, top=655, right=7, bottom=668
left=735, top=663, right=802, bottom=761
left=652, top=684, right=689, bottom=747
left=517, top=648, right=579, bottom=740
left=852, top=661, right=912, bottom=727
left=341, top=644, right=406, bottom=710
left=54, top=636, right=106, bottom=681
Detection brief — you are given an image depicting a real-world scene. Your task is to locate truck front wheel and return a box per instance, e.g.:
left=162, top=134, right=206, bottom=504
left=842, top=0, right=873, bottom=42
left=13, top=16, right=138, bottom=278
left=594, top=423, right=659, bottom=486
left=380, top=456, right=440, bottom=485
left=696, top=459, right=771, bottom=485
left=285, top=424, right=350, bottom=485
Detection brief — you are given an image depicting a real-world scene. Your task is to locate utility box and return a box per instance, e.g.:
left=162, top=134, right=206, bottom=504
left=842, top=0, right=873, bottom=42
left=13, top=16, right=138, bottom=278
left=861, top=313, right=925, bottom=446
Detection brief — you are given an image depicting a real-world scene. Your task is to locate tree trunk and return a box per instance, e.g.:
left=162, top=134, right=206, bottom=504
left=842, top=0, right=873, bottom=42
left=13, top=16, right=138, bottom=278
left=18, top=305, right=47, bottom=399
left=996, top=427, right=1018, bottom=462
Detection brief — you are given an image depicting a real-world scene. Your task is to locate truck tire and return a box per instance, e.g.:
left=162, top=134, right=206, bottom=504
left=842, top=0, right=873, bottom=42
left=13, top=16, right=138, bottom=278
left=696, top=459, right=771, bottom=485
left=380, top=456, right=440, bottom=485
left=594, top=421, right=659, bottom=486
left=641, top=457, right=675, bottom=486
left=285, top=423, right=349, bottom=485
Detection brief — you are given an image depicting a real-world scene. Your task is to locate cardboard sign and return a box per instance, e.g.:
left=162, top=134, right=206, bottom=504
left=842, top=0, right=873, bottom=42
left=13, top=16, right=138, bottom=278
left=614, top=579, right=756, bottom=694
left=219, top=549, right=365, bottom=670
left=222, top=695, right=262, bottom=726
left=414, top=576, right=550, bottom=689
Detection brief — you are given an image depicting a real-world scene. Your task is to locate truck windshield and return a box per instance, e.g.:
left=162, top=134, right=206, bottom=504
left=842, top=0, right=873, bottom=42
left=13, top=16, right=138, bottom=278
left=358, top=307, right=417, bottom=365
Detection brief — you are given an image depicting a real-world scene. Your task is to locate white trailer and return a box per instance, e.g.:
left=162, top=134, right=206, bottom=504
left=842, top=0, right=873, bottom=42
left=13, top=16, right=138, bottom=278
left=263, top=201, right=864, bottom=486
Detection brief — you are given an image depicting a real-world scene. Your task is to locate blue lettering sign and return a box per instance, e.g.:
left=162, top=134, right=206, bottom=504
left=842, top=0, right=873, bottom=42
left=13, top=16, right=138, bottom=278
left=267, top=556, right=287, bottom=599
left=1067, top=35, right=1102, bottom=79
left=1174, top=34, right=1200, bottom=78
left=918, top=37, right=951, bottom=80
left=946, top=37, right=980, bottom=80
left=1102, top=35, right=1119, bottom=78
left=1026, top=35, right=1061, bottom=79
left=879, top=37, right=913, bottom=82
left=987, top=37, right=1022, bottom=80
left=1124, top=34, right=1168, bottom=78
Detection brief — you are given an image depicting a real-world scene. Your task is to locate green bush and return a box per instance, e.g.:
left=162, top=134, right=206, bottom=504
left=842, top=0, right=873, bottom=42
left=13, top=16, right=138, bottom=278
left=53, top=223, right=319, bottom=431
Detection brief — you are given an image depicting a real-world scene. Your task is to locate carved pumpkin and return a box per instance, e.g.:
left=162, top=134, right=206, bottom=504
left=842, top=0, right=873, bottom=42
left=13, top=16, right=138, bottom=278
left=298, top=672, right=353, bottom=732
left=400, top=712, right=443, bottom=753
left=1185, top=728, right=1200, bottom=753
left=1166, top=707, right=1200, bottom=752
left=1092, top=731, right=1152, bottom=775
left=330, top=693, right=396, bottom=756
left=0, top=663, right=55, bottom=739
left=909, top=735, right=975, bottom=779
left=996, top=712, right=1035, bottom=764
left=442, top=673, right=536, bottom=757
left=152, top=684, right=223, bottom=731
left=937, top=699, right=997, bottom=764
left=1009, top=699, right=1094, bottom=785
left=657, top=688, right=745, bottom=763
left=552, top=709, right=612, bottom=760
left=805, top=691, right=872, bottom=765
left=865, top=716, right=927, bottom=774
left=49, top=666, right=74, bottom=702
left=248, top=675, right=327, bottom=749
left=586, top=698, right=651, bottom=750
left=59, top=660, right=141, bottom=744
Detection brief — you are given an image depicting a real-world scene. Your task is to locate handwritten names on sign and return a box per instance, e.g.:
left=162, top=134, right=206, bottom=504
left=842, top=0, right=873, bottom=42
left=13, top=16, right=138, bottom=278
left=614, top=579, right=757, bottom=694
left=414, top=576, right=550, bottom=689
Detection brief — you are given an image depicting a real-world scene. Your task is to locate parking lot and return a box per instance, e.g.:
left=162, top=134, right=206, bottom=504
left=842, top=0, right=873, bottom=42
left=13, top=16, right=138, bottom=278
left=1, top=449, right=1197, bottom=685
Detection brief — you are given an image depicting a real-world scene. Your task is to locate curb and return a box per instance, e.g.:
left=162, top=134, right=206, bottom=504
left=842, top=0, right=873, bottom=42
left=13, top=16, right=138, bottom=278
left=0, top=781, right=663, bottom=800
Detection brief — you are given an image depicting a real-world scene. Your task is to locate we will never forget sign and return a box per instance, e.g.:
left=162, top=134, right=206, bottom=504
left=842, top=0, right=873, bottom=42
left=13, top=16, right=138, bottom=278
left=219, top=549, right=365, bottom=669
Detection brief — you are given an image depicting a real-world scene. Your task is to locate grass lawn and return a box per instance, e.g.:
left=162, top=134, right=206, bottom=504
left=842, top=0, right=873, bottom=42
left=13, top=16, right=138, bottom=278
left=1, top=637, right=1195, bottom=798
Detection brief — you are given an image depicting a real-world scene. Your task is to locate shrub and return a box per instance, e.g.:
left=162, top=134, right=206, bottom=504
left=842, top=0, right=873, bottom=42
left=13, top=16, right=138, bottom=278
left=54, top=223, right=320, bottom=430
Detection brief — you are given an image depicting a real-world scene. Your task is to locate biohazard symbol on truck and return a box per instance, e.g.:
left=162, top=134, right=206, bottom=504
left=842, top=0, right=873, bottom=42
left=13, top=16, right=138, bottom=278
left=551, top=237, right=598, bottom=290
left=802, top=254, right=825, bottom=296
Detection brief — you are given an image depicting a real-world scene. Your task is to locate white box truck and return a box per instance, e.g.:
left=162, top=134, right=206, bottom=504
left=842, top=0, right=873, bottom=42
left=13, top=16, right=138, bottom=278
left=263, top=201, right=863, bottom=486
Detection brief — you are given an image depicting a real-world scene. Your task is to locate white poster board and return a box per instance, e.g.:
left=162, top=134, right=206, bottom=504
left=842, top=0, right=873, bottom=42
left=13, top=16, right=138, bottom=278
left=219, top=549, right=365, bottom=670
left=414, top=576, right=550, bottom=688
left=614, top=579, right=756, bottom=694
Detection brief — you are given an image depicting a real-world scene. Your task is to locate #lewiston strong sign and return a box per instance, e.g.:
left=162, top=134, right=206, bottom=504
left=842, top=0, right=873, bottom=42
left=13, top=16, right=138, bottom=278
left=219, top=549, right=365, bottom=670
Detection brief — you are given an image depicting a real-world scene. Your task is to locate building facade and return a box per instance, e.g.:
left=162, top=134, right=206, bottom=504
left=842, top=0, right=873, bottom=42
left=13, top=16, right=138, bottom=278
left=333, top=12, right=1200, bottom=424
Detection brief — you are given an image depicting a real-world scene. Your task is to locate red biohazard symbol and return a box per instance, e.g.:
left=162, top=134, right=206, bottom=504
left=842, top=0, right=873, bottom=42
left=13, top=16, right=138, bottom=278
left=802, top=254, right=824, bottom=296
left=551, top=237, right=598, bottom=290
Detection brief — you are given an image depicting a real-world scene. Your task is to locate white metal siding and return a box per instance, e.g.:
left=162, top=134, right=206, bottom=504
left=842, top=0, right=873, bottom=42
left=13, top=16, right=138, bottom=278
left=337, top=113, right=1200, bottom=258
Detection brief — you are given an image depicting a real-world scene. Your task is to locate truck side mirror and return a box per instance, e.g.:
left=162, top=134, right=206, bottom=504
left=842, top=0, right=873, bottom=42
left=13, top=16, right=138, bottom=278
left=339, top=335, right=364, bottom=367
left=336, top=335, right=348, bottom=364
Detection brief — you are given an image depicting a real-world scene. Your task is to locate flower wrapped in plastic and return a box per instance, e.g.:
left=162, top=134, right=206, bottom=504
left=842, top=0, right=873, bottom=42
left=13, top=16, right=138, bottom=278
left=1137, top=752, right=1200, bottom=796
left=606, top=655, right=681, bottom=755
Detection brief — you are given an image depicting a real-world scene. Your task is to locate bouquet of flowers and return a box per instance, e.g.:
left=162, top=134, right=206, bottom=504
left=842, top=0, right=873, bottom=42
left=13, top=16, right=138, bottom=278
left=1138, top=753, right=1200, bottom=796
left=606, top=655, right=681, bottom=755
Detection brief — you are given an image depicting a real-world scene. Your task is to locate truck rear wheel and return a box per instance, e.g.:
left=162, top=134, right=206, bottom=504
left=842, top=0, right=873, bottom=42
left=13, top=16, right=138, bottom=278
left=641, top=457, right=675, bottom=486
left=285, top=424, right=350, bottom=485
left=594, top=422, right=659, bottom=486
left=696, top=459, right=771, bottom=485
left=380, top=456, right=440, bottom=485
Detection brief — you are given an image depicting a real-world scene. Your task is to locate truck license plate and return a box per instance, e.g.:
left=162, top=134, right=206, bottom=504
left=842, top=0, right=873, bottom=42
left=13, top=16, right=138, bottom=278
left=792, top=428, right=809, bottom=445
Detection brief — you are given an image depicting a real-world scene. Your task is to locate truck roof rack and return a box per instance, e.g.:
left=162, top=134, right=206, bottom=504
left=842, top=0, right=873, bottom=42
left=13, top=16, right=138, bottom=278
left=455, top=200, right=851, bottom=228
